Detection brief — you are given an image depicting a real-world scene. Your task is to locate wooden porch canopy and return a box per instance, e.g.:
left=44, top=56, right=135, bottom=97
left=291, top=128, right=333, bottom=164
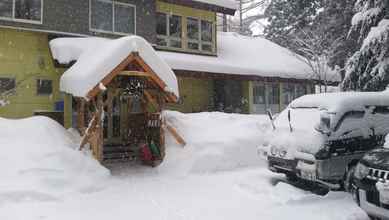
left=86, top=51, right=178, bottom=103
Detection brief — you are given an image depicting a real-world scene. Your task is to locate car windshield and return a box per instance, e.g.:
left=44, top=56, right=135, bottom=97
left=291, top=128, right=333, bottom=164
left=274, top=107, right=321, bottom=132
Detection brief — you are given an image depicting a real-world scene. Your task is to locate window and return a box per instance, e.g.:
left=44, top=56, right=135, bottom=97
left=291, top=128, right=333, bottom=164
left=156, top=12, right=182, bottom=48
left=201, top=20, right=213, bottom=52
left=0, top=0, right=42, bottom=23
left=283, top=83, right=295, bottom=105
left=296, top=84, right=307, bottom=98
left=90, top=0, right=136, bottom=34
left=268, top=84, right=280, bottom=105
left=156, top=12, right=215, bottom=53
left=0, top=77, right=16, bottom=93
left=37, top=79, right=52, bottom=95
left=253, top=84, right=265, bottom=104
left=187, top=17, right=200, bottom=50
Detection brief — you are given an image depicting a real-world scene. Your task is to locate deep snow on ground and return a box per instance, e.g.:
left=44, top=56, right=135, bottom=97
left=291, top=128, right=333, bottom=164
left=0, top=112, right=368, bottom=220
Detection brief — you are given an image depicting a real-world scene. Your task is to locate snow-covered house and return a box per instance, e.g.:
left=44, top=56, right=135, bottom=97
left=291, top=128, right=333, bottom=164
left=0, top=0, right=338, bottom=125
left=0, top=0, right=236, bottom=123
left=161, top=32, right=340, bottom=114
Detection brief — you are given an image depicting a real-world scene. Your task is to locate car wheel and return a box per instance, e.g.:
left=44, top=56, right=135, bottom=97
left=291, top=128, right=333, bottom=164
left=344, top=165, right=356, bottom=192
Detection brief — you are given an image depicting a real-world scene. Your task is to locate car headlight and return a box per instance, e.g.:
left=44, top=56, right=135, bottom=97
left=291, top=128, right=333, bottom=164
left=354, top=163, right=370, bottom=180
left=279, top=150, right=287, bottom=158
left=270, top=146, right=278, bottom=156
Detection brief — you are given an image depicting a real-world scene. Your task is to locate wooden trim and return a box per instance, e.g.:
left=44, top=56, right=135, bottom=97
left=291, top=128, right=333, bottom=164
left=173, top=69, right=340, bottom=86
left=164, top=122, right=186, bottom=146
left=119, top=70, right=150, bottom=77
left=144, top=90, right=160, bottom=110
left=159, top=0, right=236, bottom=15
left=86, top=54, right=135, bottom=99
left=133, top=55, right=178, bottom=103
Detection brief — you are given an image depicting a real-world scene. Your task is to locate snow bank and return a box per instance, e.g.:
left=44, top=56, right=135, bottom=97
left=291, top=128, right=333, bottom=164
left=159, top=111, right=270, bottom=175
left=158, top=32, right=340, bottom=82
left=50, top=36, right=179, bottom=98
left=0, top=116, right=109, bottom=202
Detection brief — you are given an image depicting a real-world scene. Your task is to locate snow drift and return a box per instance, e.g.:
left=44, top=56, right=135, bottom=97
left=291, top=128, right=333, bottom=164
left=159, top=111, right=270, bottom=175
left=0, top=116, right=109, bottom=203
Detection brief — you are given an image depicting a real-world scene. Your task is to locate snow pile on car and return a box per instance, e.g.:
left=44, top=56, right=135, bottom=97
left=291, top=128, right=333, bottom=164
left=0, top=116, right=109, bottom=202
left=158, top=111, right=270, bottom=175
left=265, top=107, right=325, bottom=156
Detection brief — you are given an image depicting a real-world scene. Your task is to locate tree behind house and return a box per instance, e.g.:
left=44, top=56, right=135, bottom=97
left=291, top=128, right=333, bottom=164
left=341, top=0, right=389, bottom=91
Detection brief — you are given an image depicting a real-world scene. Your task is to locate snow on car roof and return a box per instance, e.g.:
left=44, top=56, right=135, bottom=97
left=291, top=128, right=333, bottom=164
left=193, top=0, right=237, bottom=10
left=50, top=36, right=179, bottom=99
left=157, top=32, right=340, bottom=82
left=290, top=91, right=389, bottom=112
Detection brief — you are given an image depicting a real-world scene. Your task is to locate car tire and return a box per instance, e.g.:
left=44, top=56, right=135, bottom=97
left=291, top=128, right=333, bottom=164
left=343, top=165, right=356, bottom=193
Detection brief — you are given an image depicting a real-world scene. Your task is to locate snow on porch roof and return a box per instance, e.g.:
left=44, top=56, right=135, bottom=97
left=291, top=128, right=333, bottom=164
left=193, top=0, right=237, bottom=10
left=157, top=32, right=341, bottom=83
left=50, top=36, right=179, bottom=99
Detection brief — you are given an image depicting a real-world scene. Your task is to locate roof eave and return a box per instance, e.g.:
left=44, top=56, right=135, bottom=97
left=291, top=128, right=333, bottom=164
left=159, top=0, right=236, bottom=15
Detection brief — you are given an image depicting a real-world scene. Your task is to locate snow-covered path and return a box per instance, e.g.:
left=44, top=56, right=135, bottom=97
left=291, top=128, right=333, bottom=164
left=0, top=167, right=367, bottom=220
left=0, top=112, right=369, bottom=220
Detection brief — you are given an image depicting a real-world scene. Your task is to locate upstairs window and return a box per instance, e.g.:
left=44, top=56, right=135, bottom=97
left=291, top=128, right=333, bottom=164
left=0, top=0, right=43, bottom=23
left=90, top=0, right=136, bottom=35
left=156, top=12, right=182, bottom=48
left=156, top=12, right=215, bottom=53
left=187, top=17, right=200, bottom=50
left=37, top=79, right=52, bottom=95
left=201, top=20, right=214, bottom=52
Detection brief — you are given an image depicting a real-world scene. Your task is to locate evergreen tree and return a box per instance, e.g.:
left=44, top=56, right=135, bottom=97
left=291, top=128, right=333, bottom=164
left=341, top=0, right=389, bottom=91
left=263, top=0, right=323, bottom=51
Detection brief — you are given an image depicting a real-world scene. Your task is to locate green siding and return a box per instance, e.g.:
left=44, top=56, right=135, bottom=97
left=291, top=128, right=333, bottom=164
left=0, top=28, right=63, bottom=118
left=168, top=76, right=214, bottom=113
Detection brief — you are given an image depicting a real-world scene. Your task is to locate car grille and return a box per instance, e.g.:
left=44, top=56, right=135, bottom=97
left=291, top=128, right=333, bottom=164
left=367, top=168, right=389, bottom=181
left=366, top=188, right=380, bottom=206
left=366, top=188, right=389, bottom=209
left=268, top=157, right=297, bottom=171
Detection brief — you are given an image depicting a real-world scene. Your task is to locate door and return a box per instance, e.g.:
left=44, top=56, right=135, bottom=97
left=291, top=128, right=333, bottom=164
left=103, top=88, right=130, bottom=145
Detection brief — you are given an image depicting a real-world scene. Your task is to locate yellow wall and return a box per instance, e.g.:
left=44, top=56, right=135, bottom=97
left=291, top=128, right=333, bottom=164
left=168, top=76, right=214, bottom=113
left=0, top=28, right=63, bottom=118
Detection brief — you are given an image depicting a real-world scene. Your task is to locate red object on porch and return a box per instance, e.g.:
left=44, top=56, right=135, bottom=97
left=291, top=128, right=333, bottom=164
left=140, top=144, right=154, bottom=162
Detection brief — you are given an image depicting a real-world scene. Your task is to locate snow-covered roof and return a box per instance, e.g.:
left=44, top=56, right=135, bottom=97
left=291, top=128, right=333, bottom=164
left=158, top=32, right=340, bottom=82
left=50, top=36, right=179, bottom=99
left=290, top=91, right=389, bottom=112
left=192, top=0, right=237, bottom=10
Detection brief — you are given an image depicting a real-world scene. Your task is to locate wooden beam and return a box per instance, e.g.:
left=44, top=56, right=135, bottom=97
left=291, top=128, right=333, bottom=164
left=144, top=90, right=159, bottom=110
left=133, top=55, right=178, bottom=103
left=164, top=122, right=186, bottom=147
left=119, top=70, right=151, bottom=77
left=86, top=54, right=135, bottom=100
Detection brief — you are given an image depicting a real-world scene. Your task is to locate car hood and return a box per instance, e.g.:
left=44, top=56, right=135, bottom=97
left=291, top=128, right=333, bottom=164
left=361, top=148, right=389, bottom=170
left=265, top=127, right=326, bottom=159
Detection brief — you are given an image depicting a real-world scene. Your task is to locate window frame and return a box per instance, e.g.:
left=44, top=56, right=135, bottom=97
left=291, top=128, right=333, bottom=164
left=156, top=11, right=216, bottom=54
left=156, top=12, right=183, bottom=49
left=89, top=0, right=137, bottom=36
left=36, top=78, right=53, bottom=96
left=0, top=0, right=43, bottom=25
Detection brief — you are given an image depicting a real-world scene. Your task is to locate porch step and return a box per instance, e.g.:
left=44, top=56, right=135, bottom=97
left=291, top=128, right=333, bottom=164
left=102, top=144, right=138, bottom=163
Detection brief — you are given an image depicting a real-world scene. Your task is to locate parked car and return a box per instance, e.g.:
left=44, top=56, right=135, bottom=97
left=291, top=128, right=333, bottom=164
left=353, top=148, right=389, bottom=219
left=266, top=92, right=389, bottom=190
